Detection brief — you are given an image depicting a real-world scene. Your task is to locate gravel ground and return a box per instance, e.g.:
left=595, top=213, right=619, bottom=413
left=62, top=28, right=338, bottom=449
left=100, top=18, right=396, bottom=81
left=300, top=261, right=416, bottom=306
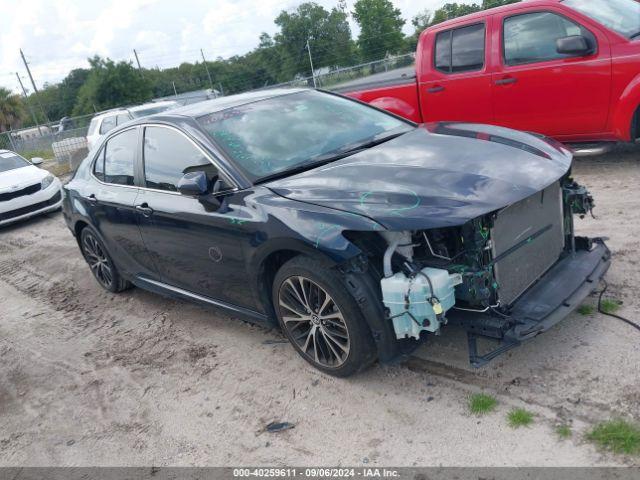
left=0, top=147, right=638, bottom=466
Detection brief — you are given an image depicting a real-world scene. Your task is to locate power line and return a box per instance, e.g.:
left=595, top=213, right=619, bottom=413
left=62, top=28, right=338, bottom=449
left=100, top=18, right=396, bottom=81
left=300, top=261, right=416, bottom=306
left=133, top=49, right=144, bottom=78
left=201, top=49, right=215, bottom=89
left=20, top=48, right=50, bottom=123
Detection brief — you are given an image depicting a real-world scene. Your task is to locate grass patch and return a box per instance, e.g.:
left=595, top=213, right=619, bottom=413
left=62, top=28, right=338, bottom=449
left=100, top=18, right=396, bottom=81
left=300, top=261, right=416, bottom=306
left=600, top=299, right=622, bottom=315
left=587, top=420, right=640, bottom=455
left=20, top=148, right=55, bottom=160
left=577, top=304, right=595, bottom=316
left=507, top=408, right=534, bottom=428
left=556, top=424, right=572, bottom=439
left=468, top=393, right=498, bottom=415
left=42, top=162, right=73, bottom=177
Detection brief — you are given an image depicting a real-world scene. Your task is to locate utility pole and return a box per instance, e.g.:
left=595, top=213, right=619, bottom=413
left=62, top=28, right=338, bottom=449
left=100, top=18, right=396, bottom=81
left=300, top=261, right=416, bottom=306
left=133, top=49, right=144, bottom=78
left=306, top=39, right=317, bottom=88
left=172, top=81, right=178, bottom=98
left=19, top=48, right=49, bottom=124
left=200, top=49, right=214, bottom=90
left=16, top=72, right=42, bottom=135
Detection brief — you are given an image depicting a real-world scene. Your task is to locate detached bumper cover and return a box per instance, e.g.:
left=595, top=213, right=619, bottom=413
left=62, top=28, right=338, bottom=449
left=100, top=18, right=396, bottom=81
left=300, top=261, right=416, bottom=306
left=505, top=238, right=610, bottom=342
left=449, top=238, right=611, bottom=365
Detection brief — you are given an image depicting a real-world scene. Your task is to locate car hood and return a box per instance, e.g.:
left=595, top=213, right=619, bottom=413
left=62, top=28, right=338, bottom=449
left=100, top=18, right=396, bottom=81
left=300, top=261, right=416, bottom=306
left=265, top=123, right=573, bottom=230
left=0, top=165, right=47, bottom=192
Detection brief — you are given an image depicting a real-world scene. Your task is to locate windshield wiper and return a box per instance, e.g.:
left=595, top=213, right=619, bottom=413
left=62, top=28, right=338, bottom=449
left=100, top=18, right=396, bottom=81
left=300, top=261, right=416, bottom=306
left=255, top=130, right=410, bottom=184
left=630, top=31, right=640, bottom=39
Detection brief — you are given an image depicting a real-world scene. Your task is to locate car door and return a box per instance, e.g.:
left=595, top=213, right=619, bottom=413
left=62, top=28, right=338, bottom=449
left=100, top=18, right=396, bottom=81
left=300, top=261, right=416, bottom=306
left=134, top=124, right=254, bottom=309
left=492, top=9, right=612, bottom=137
left=420, top=20, right=494, bottom=123
left=86, top=127, right=157, bottom=279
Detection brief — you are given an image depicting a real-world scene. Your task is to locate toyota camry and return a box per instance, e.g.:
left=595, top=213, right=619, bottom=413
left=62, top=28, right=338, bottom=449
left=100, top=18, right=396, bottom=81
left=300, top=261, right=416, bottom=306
left=62, top=88, right=610, bottom=376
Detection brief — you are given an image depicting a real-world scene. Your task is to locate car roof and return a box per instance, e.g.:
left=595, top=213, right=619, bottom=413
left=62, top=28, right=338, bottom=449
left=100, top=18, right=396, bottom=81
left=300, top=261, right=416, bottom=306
left=129, top=100, right=179, bottom=112
left=92, top=109, right=130, bottom=121
left=426, top=0, right=562, bottom=30
left=168, top=87, right=309, bottom=119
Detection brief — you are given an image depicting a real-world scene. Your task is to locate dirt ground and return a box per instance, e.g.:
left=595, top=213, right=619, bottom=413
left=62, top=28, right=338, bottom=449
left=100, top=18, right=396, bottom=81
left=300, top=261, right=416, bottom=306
left=1, top=147, right=639, bottom=467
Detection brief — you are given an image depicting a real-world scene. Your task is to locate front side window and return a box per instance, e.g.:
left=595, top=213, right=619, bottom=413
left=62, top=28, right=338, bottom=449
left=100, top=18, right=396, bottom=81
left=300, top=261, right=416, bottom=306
left=504, top=12, right=594, bottom=65
left=197, top=91, right=411, bottom=181
left=563, top=0, right=640, bottom=39
left=100, top=115, right=117, bottom=135
left=143, top=126, right=217, bottom=192
left=103, top=129, right=137, bottom=185
left=435, top=23, right=485, bottom=73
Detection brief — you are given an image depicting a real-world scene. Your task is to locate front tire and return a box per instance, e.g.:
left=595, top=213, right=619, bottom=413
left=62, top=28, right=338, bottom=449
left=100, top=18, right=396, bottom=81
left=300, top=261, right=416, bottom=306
left=272, top=256, right=377, bottom=377
left=79, top=227, right=131, bottom=293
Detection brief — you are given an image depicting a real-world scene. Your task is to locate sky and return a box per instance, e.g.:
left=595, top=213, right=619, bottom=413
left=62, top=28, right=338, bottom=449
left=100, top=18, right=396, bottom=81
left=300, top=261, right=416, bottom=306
left=0, top=0, right=476, bottom=93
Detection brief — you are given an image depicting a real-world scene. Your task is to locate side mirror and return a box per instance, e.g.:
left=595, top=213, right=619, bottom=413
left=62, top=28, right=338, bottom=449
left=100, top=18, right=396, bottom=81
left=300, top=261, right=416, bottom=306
left=177, top=171, right=208, bottom=196
left=31, top=157, right=44, bottom=165
left=556, top=35, right=592, bottom=56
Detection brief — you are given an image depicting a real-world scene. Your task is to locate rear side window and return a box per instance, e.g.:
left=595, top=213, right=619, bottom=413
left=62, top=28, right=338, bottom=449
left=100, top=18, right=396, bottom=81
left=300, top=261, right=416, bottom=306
left=503, top=12, right=595, bottom=66
left=100, top=115, right=117, bottom=135
left=88, top=118, right=99, bottom=136
left=116, top=113, right=131, bottom=125
left=143, top=126, right=217, bottom=192
left=103, top=129, right=137, bottom=185
left=434, top=23, right=485, bottom=74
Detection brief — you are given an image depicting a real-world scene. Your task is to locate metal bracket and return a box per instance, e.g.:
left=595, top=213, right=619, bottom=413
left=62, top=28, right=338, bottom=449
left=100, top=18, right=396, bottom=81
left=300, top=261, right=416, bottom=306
left=467, top=332, right=520, bottom=368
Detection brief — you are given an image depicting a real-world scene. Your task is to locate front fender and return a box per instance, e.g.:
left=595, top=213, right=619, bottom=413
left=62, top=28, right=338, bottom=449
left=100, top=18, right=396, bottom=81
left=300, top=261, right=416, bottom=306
left=611, top=74, right=640, bottom=141
left=243, top=187, right=387, bottom=317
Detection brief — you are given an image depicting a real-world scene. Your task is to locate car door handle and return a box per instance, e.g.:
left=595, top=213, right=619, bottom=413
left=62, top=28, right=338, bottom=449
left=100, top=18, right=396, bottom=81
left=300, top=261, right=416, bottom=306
left=495, top=77, right=518, bottom=86
left=135, top=203, right=154, bottom=217
left=427, top=86, right=445, bottom=93
left=85, top=194, right=98, bottom=204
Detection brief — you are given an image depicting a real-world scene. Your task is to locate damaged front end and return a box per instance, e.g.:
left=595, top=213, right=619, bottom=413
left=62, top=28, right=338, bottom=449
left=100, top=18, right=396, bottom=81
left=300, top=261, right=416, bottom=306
left=375, top=177, right=610, bottom=367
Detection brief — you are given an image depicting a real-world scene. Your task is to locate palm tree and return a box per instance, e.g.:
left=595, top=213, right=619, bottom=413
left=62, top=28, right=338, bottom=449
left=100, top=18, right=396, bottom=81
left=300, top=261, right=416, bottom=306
left=0, top=87, right=26, bottom=133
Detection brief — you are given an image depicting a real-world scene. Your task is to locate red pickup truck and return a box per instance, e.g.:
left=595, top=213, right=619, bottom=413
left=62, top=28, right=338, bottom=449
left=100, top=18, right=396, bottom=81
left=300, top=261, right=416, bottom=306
left=342, top=0, right=640, bottom=145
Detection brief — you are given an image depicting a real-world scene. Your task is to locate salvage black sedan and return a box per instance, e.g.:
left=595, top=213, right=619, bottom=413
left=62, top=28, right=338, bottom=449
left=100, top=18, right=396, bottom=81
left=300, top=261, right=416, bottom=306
left=62, top=88, right=610, bottom=377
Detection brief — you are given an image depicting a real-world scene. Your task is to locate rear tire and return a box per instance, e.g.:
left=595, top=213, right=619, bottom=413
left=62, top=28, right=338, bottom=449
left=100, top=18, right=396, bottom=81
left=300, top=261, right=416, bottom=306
left=272, top=256, right=377, bottom=377
left=79, top=226, right=131, bottom=293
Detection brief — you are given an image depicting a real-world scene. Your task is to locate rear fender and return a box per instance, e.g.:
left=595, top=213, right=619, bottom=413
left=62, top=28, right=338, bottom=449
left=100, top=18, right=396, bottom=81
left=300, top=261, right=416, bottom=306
left=368, top=97, right=420, bottom=123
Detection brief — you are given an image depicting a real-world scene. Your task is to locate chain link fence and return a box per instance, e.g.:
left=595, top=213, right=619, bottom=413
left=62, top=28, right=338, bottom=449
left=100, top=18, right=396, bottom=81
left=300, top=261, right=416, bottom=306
left=0, top=113, right=94, bottom=171
left=267, top=53, right=415, bottom=90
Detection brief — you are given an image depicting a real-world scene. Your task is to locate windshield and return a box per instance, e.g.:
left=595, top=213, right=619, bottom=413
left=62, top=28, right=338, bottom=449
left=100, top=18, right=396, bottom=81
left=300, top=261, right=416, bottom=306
left=131, top=102, right=179, bottom=118
left=564, top=0, right=640, bottom=38
left=0, top=151, right=30, bottom=173
left=197, top=90, right=411, bottom=181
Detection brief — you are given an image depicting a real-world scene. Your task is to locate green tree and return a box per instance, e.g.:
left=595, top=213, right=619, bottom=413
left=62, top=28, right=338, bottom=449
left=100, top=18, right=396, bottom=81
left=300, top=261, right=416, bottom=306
left=274, top=2, right=355, bottom=79
left=73, top=56, right=152, bottom=115
left=482, top=0, right=520, bottom=9
left=352, top=0, right=406, bottom=62
left=430, top=3, right=483, bottom=26
left=0, top=87, right=26, bottom=132
left=406, top=9, right=432, bottom=51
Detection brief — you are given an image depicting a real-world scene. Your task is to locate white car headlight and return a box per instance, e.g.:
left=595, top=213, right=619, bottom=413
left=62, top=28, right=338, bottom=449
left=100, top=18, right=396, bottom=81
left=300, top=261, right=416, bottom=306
left=41, top=174, right=55, bottom=190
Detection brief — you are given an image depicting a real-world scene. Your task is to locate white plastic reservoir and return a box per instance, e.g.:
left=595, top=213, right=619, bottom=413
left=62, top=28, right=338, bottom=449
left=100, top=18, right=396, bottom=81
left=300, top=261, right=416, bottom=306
left=381, top=267, right=460, bottom=339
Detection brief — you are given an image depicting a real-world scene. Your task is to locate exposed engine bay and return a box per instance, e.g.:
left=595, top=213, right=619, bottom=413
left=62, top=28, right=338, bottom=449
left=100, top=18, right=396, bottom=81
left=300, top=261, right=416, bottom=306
left=370, top=176, right=603, bottom=365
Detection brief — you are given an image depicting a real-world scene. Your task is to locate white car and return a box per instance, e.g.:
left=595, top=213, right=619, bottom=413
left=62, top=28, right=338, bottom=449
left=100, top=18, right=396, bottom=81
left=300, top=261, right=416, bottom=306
left=86, top=101, right=180, bottom=151
left=0, top=150, right=62, bottom=227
